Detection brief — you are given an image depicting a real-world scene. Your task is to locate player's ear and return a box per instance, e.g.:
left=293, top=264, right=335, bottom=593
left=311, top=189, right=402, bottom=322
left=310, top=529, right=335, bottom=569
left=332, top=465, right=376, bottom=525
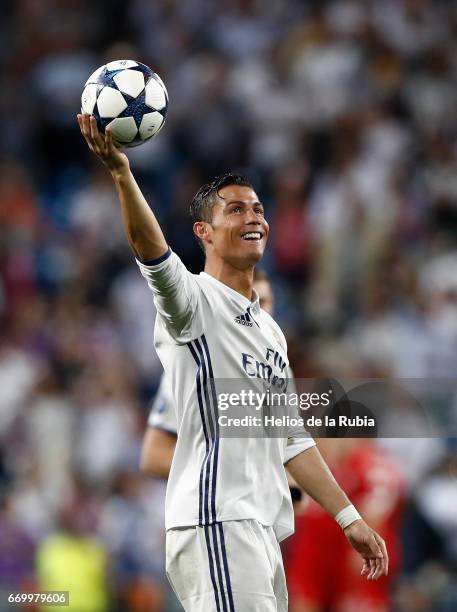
left=193, top=221, right=212, bottom=245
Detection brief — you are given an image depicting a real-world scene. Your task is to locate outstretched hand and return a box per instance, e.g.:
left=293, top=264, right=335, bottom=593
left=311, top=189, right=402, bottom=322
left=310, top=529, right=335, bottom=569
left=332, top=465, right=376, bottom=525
left=344, top=520, right=389, bottom=581
left=77, top=113, right=129, bottom=175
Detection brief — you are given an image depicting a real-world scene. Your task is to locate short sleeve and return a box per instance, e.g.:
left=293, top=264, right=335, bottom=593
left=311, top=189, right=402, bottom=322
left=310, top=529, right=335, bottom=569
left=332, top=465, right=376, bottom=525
left=284, top=433, right=316, bottom=464
left=148, top=374, right=178, bottom=435
left=284, top=368, right=316, bottom=463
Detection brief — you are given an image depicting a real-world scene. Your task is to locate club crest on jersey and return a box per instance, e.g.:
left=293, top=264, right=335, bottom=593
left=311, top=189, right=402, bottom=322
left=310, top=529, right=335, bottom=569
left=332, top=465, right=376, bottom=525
left=234, top=306, right=259, bottom=328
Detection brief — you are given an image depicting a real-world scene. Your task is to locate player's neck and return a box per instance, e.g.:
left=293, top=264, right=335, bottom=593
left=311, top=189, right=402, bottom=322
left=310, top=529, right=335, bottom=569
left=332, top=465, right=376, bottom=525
left=204, top=260, right=254, bottom=300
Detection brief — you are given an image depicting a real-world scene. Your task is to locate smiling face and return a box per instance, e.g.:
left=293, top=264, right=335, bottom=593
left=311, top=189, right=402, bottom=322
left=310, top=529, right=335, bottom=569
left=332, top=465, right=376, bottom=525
left=194, top=184, right=269, bottom=269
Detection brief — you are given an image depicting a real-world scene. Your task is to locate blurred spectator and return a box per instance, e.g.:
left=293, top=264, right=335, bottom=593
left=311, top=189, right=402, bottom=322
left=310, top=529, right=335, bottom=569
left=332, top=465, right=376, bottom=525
left=98, top=472, right=167, bottom=611
left=270, top=159, right=312, bottom=290
left=0, top=492, right=36, bottom=601
left=398, top=443, right=457, bottom=612
left=73, top=361, right=140, bottom=486
left=36, top=494, right=109, bottom=612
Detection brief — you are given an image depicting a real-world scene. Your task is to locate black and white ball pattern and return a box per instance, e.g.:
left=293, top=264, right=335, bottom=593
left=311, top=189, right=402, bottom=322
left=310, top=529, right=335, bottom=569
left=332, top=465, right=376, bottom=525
left=81, top=60, right=168, bottom=147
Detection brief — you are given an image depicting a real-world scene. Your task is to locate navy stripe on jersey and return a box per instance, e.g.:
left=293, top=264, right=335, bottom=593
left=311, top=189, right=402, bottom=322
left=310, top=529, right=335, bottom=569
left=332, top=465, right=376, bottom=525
left=187, top=335, right=219, bottom=525
left=187, top=341, right=210, bottom=525
left=200, top=336, right=220, bottom=524
left=187, top=335, right=235, bottom=610
left=139, top=247, right=171, bottom=266
left=194, top=338, right=216, bottom=438
left=189, top=336, right=234, bottom=610
left=200, top=335, right=220, bottom=521
left=194, top=337, right=216, bottom=524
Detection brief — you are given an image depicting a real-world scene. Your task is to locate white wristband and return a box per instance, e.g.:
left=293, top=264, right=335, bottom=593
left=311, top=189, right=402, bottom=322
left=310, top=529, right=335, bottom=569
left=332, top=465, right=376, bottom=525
left=334, top=504, right=361, bottom=529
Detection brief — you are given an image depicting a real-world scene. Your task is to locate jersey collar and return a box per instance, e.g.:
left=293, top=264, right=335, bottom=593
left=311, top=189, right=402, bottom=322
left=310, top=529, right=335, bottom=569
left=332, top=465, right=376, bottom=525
left=200, top=272, right=260, bottom=312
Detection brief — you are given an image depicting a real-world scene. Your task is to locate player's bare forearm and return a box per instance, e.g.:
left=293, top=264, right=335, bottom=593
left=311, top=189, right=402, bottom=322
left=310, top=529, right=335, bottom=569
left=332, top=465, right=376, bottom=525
left=111, top=165, right=168, bottom=261
left=77, top=113, right=168, bottom=261
left=286, top=446, right=351, bottom=516
left=287, top=446, right=389, bottom=580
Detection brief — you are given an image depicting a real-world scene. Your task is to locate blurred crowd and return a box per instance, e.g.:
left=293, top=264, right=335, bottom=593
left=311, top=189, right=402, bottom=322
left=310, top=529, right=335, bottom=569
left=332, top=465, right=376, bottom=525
left=1, top=0, right=457, bottom=610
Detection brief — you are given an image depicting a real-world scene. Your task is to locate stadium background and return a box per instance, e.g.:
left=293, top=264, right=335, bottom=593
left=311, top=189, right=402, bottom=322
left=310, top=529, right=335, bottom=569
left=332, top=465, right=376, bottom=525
left=1, top=0, right=457, bottom=610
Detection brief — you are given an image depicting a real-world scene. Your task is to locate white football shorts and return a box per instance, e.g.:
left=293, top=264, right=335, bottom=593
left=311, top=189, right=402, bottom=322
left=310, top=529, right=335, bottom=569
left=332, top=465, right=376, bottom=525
left=166, top=519, right=288, bottom=611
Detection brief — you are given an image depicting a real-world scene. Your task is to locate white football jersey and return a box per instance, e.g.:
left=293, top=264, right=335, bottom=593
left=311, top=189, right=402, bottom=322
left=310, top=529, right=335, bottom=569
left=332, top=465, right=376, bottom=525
left=137, top=249, right=315, bottom=541
left=147, top=371, right=297, bottom=436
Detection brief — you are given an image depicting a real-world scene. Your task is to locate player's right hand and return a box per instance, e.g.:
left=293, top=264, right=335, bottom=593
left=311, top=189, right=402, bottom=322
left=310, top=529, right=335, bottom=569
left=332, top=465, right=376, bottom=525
left=344, top=519, right=389, bottom=581
left=77, top=113, right=129, bottom=175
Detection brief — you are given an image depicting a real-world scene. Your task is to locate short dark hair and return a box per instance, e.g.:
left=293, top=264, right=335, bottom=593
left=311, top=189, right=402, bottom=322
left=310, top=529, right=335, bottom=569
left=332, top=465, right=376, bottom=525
left=190, top=172, right=254, bottom=250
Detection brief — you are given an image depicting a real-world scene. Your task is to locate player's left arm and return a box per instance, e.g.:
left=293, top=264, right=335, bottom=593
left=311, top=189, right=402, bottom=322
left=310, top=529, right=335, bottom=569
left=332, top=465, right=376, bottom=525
left=286, top=445, right=389, bottom=581
left=140, top=374, right=178, bottom=479
left=140, top=427, right=176, bottom=479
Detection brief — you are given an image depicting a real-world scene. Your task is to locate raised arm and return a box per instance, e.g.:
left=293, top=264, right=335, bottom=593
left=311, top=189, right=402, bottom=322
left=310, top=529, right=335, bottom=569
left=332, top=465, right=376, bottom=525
left=77, top=113, right=205, bottom=340
left=77, top=113, right=167, bottom=262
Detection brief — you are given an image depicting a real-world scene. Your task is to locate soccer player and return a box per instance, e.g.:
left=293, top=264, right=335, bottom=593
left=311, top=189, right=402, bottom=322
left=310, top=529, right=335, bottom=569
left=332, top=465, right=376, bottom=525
left=77, top=114, right=388, bottom=612
left=140, top=269, right=276, bottom=480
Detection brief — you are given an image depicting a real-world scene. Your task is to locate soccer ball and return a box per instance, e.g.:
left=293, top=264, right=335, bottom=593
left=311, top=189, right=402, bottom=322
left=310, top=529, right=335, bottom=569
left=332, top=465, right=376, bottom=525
left=81, top=60, right=168, bottom=147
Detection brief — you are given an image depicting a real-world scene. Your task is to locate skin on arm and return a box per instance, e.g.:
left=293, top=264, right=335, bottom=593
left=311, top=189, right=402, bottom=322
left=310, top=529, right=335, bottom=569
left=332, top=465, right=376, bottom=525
left=287, top=445, right=389, bottom=581
left=77, top=113, right=168, bottom=261
left=140, top=427, right=176, bottom=479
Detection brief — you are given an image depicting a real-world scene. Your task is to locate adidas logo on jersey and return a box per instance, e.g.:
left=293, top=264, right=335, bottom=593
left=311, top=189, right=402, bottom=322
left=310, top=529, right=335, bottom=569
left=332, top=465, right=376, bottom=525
left=235, top=306, right=261, bottom=327
left=234, top=313, right=253, bottom=327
